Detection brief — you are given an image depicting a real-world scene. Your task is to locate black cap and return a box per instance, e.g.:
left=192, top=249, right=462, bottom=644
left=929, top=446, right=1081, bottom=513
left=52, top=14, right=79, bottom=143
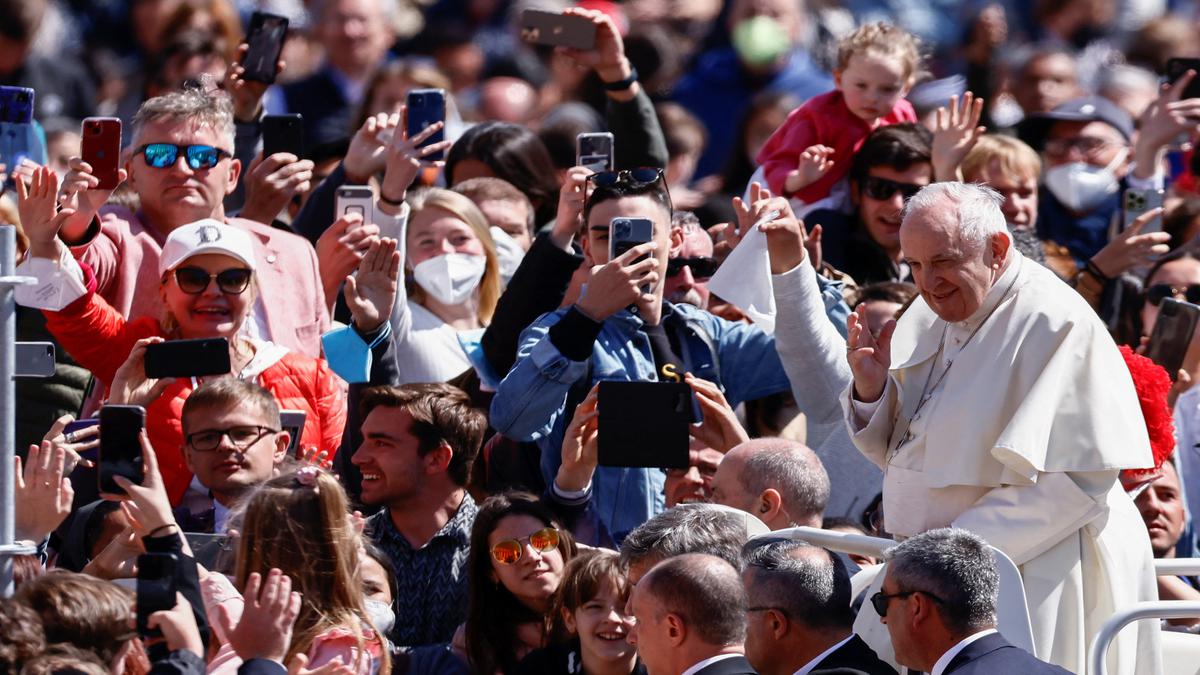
left=1017, top=96, right=1134, bottom=151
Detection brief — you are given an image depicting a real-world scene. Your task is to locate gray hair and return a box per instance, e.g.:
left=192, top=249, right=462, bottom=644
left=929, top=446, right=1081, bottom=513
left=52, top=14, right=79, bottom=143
left=743, top=539, right=852, bottom=631
left=640, top=553, right=747, bottom=646
left=735, top=439, right=829, bottom=526
left=131, top=86, right=235, bottom=150
left=902, top=182, right=1009, bottom=252
left=620, top=503, right=750, bottom=571
left=884, top=528, right=999, bottom=634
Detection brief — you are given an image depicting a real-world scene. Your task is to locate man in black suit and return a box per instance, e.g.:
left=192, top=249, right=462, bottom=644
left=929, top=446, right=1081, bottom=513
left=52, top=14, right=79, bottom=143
left=742, top=539, right=896, bottom=675
left=628, top=554, right=758, bottom=675
left=875, top=528, right=1073, bottom=675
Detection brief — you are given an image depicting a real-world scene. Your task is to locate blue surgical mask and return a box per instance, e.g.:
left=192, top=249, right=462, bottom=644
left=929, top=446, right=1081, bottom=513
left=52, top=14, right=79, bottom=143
left=321, top=322, right=392, bottom=384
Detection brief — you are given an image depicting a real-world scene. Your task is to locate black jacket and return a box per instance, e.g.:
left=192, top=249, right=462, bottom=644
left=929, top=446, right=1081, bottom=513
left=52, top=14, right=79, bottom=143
left=810, top=635, right=897, bottom=675
left=943, top=632, right=1074, bottom=675
left=690, top=655, right=758, bottom=674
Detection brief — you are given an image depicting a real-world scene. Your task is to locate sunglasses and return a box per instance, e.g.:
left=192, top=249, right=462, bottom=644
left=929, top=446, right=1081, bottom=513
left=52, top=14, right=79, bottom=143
left=173, top=267, right=253, bottom=295
left=586, top=168, right=672, bottom=210
left=869, top=589, right=944, bottom=617
left=137, top=143, right=232, bottom=170
left=1147, top=283, right=1200, bottom=307
left=490, top=526, right=560, bottom=565
left=860, top=176, right=923, bottom=202
left=667, top=256, right=719, bottom=280
left=186, top=425, right=277, bottom=452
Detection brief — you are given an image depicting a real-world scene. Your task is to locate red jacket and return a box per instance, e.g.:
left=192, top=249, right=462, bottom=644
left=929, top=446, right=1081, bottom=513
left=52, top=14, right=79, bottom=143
left=756, top=90, right=916, bottom=203
left=44, top=268, right=346, bottom=505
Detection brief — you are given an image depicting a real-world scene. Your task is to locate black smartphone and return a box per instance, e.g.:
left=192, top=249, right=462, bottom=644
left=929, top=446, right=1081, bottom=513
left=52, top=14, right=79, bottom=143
left=609, top=217, right=655, bottom=293
left=519, top=9, right=597, bottom=50
left=280, top=409, right=306, bottom=458
left=137, top=552, right=180, bottom=637
left=241, top=12, right=289, bottom=84
left=263, top=113, right=304, bottom=158
left=406, top=89, right=446, bottom=162
left=1146, top=298, right=1200, bottom=380
left=81, top=117, right=123, bottom=191
left=577, top=132, right=614, bottom=173
left=144, top=338, right=231, bottom=379
left=1167, top=58, right=1200, bottom=101
left=15, top=341, right=55, bottom=378
left=0, top=86, right=34, bottom=124
left=99, top=405, right=146, bottom=494
left=597, top=381, right=691, bottom=468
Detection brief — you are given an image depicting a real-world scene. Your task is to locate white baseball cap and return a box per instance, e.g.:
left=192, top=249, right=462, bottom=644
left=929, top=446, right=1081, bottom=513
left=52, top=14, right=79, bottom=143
left=159, top=220, right=257, bottom=276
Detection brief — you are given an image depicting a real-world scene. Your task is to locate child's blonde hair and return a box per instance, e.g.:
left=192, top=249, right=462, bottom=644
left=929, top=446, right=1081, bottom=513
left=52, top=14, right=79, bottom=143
left=836, top=22, right=923, bottom=80
left=961, top=135, right=1043, bottom=184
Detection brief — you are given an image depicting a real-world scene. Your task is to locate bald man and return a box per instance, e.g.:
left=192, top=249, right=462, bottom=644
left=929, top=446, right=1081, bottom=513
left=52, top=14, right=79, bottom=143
left=710, top=438, right=829, bottom=530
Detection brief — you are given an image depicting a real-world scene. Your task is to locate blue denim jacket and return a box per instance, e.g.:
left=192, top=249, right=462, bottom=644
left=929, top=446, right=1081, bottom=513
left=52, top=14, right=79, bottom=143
left=491, top=301, right=814, bottom=541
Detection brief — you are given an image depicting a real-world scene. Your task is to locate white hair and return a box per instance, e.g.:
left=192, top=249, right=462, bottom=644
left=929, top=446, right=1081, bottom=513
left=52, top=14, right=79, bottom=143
left=902, top=182, right=1009, bottom=251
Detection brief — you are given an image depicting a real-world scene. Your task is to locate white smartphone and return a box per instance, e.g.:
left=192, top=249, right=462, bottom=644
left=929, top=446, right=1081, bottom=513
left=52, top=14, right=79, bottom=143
left=577, top=132, right=614, bottom=173
left=335, top=185, right=374, bottom=224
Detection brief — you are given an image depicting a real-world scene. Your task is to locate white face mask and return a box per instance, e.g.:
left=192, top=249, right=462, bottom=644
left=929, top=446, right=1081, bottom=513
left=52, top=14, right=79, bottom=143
left=364, top=598, right=395, bottom=636
left=489, top=226, right=525, bottom=286
left=412, top=252, right=486, bottom=306
left=1042, top=148, right=1127, bottom=213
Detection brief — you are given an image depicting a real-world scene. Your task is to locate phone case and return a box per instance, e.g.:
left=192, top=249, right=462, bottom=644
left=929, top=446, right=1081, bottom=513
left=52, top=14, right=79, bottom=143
left=242, top=12, right=289, bottom=84
left=263, top=114, right=304, bottom=158
left=15, top=342, right=55, bottom=378
left=336, top=185, right=374, bottom=221
left=597, top=381, right=691, bottom=468
left=82, top=118, right=122, bottom=190
left=577, top=132, right=614, bottom=173
left=143, top=338, right=232, bottom=379
left=279, top=410, right=306, bottom=457
left=406, top=89, right=446, bottom=161
left=519, top=9, right=597, bottom=50
left=1146, top=298, right=1200, bottom=379
left=99, top=405, right=146, bottom=494
left=0, top=87, right=34, bottom=124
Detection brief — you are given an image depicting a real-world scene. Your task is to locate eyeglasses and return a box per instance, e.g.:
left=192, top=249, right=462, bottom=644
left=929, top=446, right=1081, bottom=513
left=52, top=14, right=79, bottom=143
left=870, top=589, right=944, bottom=617
left=137, top=143, right=233, bottom=170
left=186, top=425, right=278, bottom=452
left=1147, top=283, right=1200, bottom=306
left=1042, top=136, right=1122, bottom=162
left=667, top=256, right=719, bottom=280
left=173, top=267, right=253, bottom=295
left=490, top=526, right=560, bottom=565
left=860, top=176, right=923, bottom=202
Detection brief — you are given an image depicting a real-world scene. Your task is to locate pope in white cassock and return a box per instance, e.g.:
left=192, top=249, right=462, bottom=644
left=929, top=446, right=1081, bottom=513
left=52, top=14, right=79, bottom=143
left=841, top=183, right=1160, bottom=675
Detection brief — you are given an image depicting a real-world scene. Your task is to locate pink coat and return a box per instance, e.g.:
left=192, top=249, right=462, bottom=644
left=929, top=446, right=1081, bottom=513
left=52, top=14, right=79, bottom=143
left=69, top=207, right=329, bottom=358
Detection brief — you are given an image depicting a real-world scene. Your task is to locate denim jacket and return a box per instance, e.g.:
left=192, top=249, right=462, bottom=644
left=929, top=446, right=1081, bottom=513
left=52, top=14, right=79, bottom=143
left=490, top=301, right=795, bottom=540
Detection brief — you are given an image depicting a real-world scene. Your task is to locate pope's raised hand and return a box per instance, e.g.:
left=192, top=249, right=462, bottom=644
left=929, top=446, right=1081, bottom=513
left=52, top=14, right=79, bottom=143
left=846, top=303, right=895, bottom=403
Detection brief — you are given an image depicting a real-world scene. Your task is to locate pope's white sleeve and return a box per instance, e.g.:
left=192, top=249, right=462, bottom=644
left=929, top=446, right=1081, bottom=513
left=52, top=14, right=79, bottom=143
left=950, top=470, right=1112, bottom=566
left=840, top=376, right=898, bottom=468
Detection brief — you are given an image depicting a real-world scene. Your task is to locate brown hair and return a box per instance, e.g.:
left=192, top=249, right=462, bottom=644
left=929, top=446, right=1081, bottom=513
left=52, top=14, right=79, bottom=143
left=233, top=469, right=389, bottom=673
left=359, top=383, right=486, bottom=486
left=836, top=22, right=923, bottom=79
left=0, top=598, right=45, bottom=674
left=181, top=378, right=281, bottom=434
left=19, top=644, right=110, bottom=675
left=546, top=550, right=629, bottom=643
left=405, top=188, right=502, bottom=324
left=452, top=177, right=535, bottom=238
left=17, top=571, right=135, bottom=665
left=157, top=0, right=243, bottom=63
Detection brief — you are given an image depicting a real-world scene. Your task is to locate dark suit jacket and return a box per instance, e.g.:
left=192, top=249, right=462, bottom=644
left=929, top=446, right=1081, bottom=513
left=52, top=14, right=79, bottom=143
left=944, top=632, right=1074, bottom=675
left=812, top=635, right=898, bottom=675
left=238, top=659, right=287, bottom=675
left=692, top=654, right=758, bottom=674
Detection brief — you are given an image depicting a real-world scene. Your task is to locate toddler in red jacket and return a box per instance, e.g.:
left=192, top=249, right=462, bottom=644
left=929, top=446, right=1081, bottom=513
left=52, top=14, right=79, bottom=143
left=756, top=22, right=922, bottom=204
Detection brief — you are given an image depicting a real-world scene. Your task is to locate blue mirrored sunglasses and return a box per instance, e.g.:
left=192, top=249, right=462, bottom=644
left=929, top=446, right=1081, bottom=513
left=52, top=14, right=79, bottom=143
left=137, top=143, right=232, bottom=170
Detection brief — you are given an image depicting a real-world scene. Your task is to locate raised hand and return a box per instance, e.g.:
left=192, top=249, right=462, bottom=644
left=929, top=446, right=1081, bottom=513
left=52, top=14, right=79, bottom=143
left=684, top=374, right=748, bottom=453
left=43, top=414, right=99, bottom=472
left=82, top=526, right=142, bottom=579
left=557, top=384, right=599, bottom=491
left=316, top=212, right=380, bottom=307
left=344, top=237, right=400, bottom=333
left=241, top=152, right=315, bottom=225
left=57, top=156, right=126, bottom=242
left=1090, top=206, right=1170, bottom=277
left=575, top=241, right=659, bottom=321
left=214, top=568, right=303, bottom=664
left=110, top=337, right=175, bottom=408
left=379, top=111, right=452, bottom=207
left=753, top=195, right=810, bottom=274
left=931, top=92, right=986, bottom=181
left=344, top=112, right=400, bottom=183
left=846, top=303, right=895, bottom=403
left=718, top=182, right=773, bottom=258
left=225, top=43, right=284, bottom=121
left=107, top=432, right=178, bottom=539
left=14, top=441, right=74, bottom=542
left=1134, top=70, right=1200, bottom=179
left=148, top=593, right=204, bottom=658
left=559, top=7, right=633, bottom=92
left=785, top=145, right=835, bottom=193
left=552, top=165, right=593, bottom=249
left=15, top=165, right=75, bottom=259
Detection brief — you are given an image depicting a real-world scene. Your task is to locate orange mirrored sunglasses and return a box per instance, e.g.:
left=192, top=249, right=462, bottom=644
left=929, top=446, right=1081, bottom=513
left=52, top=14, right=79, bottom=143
left=490, top=526, right=560, bottom=565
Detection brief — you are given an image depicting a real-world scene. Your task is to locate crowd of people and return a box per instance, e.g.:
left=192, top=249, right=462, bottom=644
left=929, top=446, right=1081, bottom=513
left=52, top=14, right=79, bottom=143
left=5, top=0, right=1200, bottom=673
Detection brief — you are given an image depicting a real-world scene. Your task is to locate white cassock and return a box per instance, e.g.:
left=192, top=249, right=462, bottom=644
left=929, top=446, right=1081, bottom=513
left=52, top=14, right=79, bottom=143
left=841, top=252, right=1161, bottom=675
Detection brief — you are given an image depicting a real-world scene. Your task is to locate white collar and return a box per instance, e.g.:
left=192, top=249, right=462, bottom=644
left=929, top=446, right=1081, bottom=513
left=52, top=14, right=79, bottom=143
left=792, top=634, right=855, bottom=675
left=681, top=653, right=743, bottom=675
left=931, top=629, right=998, bottom=675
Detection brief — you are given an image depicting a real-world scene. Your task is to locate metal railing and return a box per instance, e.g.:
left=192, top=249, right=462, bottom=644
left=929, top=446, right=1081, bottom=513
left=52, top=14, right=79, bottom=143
left=0, top=227, right=35, bottom=596
left=1088, top=601, right=1200, bottom=675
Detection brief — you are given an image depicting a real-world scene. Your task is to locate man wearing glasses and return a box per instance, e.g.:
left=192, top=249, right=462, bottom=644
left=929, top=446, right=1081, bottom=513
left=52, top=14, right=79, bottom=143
left=52, top=87, right=328, bottom=359
left=875, top=529, right=1069, bottom=675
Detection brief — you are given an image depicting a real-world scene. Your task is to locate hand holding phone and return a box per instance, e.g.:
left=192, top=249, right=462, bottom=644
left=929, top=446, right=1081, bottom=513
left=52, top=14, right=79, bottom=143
left=262, top=114, right=303, bottom=158
left=609, top=217, right=656, bottom=294
left=137, top=553, right=181, bottom=638
left=1167, top=58, right=1200, bottom=102
left=81, top=118, right=123, bottom=190
left=520, top=9, right=597, bottom=50
left=577, top=132, right=614, bottom=173
left=576, top=238, right=659, bottom=321
left=241, top=12, right=289, bottom=84
left=405, top=89, right=447, bottom=162
left=99, top=405, right=146, bottom=494
left=144, top=338, right=232, bottom=379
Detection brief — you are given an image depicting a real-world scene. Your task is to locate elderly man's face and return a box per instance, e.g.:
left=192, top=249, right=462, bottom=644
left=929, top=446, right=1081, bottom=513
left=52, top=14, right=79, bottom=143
left=900, top=209, right=1009, bottom=323
left=1042, top=120, right=1127, bottom=170
left=664, top=224, right=715, bottom=309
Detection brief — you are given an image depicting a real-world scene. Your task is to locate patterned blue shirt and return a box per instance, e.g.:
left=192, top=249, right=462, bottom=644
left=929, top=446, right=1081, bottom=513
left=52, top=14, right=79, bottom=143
left=367, top=492, right=477, bottom=648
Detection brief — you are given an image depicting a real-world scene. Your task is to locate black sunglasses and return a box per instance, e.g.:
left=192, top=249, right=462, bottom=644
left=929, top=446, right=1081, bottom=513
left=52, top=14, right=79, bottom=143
left=667, top=256, right=719, bottom=279
left=585, top=168, right=672, bottom=211
left=173, top=267, right=253, bottom=295
left=1146, top=283, right=1200, bottom=307
left=861, top=176, right=923, bottom=202
left=137, top=143, right=232, bottom=170
left=870, top=589, right=944, bottom=617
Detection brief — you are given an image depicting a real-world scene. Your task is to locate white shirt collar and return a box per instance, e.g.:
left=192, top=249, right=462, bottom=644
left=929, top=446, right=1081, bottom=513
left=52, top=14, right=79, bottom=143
left=930, top=629, right=998, bottom=675
left=792, top=635, right=855, bottom=675
left=681, top=653, right=743, bottom=675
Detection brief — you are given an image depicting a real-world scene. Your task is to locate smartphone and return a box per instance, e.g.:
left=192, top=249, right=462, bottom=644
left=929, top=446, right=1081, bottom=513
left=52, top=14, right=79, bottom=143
left=136, top=552, right=180, bottom=637
left=597, top=381, right=691, bottom=468
left=262, top=113, right=304, bottom=158
left=0, top=87, right=41, bottom=173
left=609, top=217, right=655, bottom=293
left=335, top=185, right=374, bottom=223
left=0, top=86, right=34, bottom=124
left=99, top=404, right=146, bottom=494
left=280, top=409, right=306, bottom=458
left=406, top=89, right=446, bottom=162
left=15, top=341, right=55, bottom=378
left=81, top=118, right=122, bottom=191
left=63, top=417, right=99, bottom=437
left=1124, top=188, right=1164, bottom=233
left=144, top=338, right=231, bottom=379
left=241, top=12, right=289, bottom=84
left=1167, top=58, right=1200, bottom=101
left=1146, top=298, right=1200, bottom=380
left=577, top=132, right=614, bottom=173
left=519, top=9, right=597, bottom=50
